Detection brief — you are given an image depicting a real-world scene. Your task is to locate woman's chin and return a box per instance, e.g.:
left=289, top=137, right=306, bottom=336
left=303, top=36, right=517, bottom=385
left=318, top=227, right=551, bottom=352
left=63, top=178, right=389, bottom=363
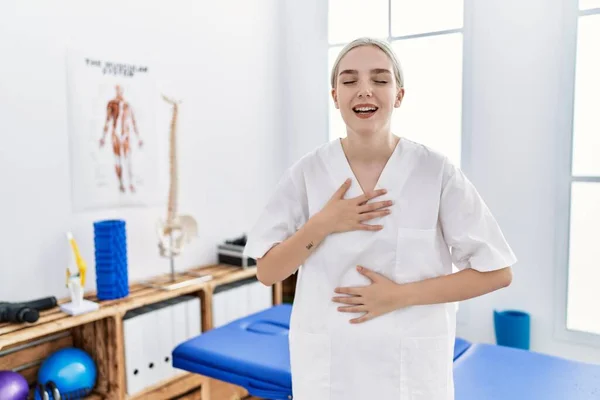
left=347, top=123, right=387, bottom=137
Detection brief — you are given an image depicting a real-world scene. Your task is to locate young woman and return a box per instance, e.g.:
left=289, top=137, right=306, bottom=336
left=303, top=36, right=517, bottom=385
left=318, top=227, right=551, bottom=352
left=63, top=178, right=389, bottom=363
left=244, top=37, right=517, bottom=400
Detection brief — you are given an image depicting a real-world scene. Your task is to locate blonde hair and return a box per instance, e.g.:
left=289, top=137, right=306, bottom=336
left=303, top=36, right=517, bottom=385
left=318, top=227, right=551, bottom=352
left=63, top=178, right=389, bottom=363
left=330, top=37, right=404, bottom=89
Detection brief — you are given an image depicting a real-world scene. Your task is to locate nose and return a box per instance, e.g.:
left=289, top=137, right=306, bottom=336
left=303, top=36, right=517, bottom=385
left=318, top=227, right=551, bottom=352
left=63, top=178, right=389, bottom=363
left=357, top=80, right=373, bottom=98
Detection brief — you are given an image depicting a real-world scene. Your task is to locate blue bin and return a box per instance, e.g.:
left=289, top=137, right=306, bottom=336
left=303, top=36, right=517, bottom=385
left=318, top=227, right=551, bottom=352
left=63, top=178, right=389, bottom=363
left=93, top=219, right=129, bottom=301
left=494, top=309, right=530, bottom=350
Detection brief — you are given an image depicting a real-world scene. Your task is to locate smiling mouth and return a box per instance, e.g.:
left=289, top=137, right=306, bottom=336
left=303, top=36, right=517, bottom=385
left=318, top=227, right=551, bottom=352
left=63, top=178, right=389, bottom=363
left=352, top=105, right=378, bottom=119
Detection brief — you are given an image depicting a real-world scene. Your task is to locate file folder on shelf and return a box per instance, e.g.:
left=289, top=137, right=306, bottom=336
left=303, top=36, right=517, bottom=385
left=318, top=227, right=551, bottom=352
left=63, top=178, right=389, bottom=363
left=123, top=295, right=202, bottom=396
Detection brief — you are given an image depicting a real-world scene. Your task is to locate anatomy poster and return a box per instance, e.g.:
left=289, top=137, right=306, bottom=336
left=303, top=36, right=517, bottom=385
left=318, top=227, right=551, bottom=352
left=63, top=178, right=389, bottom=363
left=66, top=49, right=164, bottom=211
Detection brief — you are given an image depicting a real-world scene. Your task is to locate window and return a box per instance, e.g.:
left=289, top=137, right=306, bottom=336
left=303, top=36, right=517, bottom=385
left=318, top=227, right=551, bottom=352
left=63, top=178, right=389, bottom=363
left=565, top=3, right=600, bottom=338
left=328, top=0, right=465, bottom=166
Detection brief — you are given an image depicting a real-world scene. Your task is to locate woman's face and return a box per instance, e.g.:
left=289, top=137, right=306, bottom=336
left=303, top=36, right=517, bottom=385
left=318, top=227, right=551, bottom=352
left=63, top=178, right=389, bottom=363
left=332, top=45, right=404, bottom=138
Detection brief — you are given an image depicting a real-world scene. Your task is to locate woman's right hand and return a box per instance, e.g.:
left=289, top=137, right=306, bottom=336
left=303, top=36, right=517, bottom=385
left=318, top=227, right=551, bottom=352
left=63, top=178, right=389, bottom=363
left=318, top=178, right=393, bottom=235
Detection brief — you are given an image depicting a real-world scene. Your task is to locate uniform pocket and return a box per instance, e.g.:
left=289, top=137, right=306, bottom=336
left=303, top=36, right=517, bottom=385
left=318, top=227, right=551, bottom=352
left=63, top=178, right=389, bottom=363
left=400, top=336, right=452, bottom=399
left=289, top=330, right=331, bottom=400
left=395, top=228, right=438, bottom=282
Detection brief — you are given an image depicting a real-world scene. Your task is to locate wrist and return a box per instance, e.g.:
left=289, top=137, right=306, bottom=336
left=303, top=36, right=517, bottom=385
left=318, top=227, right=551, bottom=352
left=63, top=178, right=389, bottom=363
left=311, top=211, right=332, bottom=237
left=395, top=282, right=419, bottom=308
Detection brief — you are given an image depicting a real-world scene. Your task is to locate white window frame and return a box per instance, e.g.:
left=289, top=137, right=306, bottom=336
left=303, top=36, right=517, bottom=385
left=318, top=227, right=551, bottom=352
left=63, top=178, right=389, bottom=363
left=554, top=2, right=600, bottom=347
left=326, top=0, right=473, bottom=171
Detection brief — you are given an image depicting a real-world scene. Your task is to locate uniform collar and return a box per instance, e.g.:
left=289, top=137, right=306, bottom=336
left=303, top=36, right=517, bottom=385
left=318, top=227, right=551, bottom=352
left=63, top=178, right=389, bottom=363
left=326, top=137, right=414, bottom=199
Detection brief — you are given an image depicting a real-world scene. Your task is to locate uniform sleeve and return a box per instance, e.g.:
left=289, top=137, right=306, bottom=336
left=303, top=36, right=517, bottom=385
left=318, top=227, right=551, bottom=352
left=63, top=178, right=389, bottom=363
left=438, top=159, right=517, bottom=272
left=243, top=167, right=307, bottom=260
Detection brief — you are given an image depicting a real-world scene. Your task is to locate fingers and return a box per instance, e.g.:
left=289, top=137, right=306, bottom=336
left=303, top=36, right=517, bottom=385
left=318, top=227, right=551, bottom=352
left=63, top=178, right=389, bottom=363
left=358, top=200, right=393, bottom=213
left=332, top=295, right=362, bottom=304
left=356, top=223, right=384, bottom=231
left=335, top=178, right=353, bottom=199
left=358, top=209, right=391, bottom=222
left=354, top=188, right=387, bottom=205
left=350, top=313, right=373, bottom=324
left=337, top=305, right=367, bottom=313
left=334, top=286, right=361, bottom=295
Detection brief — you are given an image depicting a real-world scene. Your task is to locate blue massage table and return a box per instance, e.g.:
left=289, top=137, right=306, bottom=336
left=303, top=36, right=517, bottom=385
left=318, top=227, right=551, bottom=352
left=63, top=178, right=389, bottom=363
left=172, top=304, right=600, bottom=399
left=454, top=342, right=600, bottom=399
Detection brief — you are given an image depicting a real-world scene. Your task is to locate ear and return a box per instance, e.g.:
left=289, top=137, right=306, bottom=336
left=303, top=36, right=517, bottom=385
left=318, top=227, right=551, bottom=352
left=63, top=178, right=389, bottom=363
left=331, top=88, right=339, bottom=109
left=394, top=88, right=405, bottom=108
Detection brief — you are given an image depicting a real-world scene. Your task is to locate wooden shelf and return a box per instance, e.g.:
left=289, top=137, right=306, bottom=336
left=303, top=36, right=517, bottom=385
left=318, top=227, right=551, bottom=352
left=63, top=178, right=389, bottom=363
left=0, top=263, right=282, bottom=400
left=0, top=264, right=263, bottom=351
left=127, top=371, right=208, bottom=400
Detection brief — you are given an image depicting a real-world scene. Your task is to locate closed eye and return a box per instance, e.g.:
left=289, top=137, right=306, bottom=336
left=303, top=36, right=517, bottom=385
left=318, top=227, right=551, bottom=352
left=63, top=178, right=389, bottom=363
left=341, top=80, right=387, bottom=85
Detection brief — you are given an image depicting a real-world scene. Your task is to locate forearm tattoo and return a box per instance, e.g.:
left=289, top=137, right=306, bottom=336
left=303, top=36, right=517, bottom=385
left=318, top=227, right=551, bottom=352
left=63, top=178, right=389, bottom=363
left=306, top=241, right=314, bottom=250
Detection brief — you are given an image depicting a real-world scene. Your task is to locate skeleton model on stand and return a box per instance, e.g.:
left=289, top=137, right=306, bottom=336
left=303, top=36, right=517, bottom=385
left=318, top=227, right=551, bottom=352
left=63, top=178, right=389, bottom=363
left=152, top=95, right=210, bottom=289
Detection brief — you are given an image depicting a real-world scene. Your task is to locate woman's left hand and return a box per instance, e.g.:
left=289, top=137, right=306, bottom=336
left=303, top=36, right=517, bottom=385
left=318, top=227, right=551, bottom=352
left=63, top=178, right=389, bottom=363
left=332, top=265, right=409, bottom=324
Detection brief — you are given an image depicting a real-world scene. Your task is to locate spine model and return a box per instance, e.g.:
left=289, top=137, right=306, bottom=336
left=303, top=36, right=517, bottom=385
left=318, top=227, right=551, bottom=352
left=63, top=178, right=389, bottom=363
left=156, top=95, right=198, bottom=261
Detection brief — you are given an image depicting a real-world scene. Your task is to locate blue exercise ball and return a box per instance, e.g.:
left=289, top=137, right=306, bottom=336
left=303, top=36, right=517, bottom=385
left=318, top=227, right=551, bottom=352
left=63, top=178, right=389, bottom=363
left=0, top=370, right=29, bottom=400
left=35, top=347, right=97, bottom=400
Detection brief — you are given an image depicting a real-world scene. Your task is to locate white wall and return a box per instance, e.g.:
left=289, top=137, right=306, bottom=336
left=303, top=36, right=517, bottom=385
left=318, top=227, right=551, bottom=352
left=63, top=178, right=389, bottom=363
left=0, top=0, right=284, bottom=301
left=281, top=0, right=600, bottom=364
left=457, top=0, right=600, bottom=365
left=280, top=0, right=330, bottom=167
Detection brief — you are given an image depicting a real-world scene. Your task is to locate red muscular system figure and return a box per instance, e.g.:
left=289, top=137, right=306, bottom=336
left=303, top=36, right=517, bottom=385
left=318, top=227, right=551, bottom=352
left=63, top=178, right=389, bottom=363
left=99, top=85, right=143, bottom=193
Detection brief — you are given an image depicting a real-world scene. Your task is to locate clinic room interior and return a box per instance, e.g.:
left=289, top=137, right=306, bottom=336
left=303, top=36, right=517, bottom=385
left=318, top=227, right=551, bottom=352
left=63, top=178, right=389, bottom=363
left=1, top=1, right=599, bottom=400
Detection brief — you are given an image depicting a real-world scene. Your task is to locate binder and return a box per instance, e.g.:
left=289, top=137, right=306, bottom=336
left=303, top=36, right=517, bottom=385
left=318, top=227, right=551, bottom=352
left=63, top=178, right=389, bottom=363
left=185, top=296, right=202, bottom=339
left=259, top=281, right=273, bottom=310
left=170, top=297, right=191, bottom=379
left=124, top=307, right=145, bottom=396
left=124, top=306, right=160, bottom=394
left=141, top=305, right=162, bottom=389
left=229, top=284, right=241, bottom=322
left=212, top=290, right=223, bottom=328
left=155, top=303, right=174, bottom=382
left=123, top=295, right=203, bottom=394
left=247, top=281, right=259, bottom=314
left=247, top=280, right=272, bottom=315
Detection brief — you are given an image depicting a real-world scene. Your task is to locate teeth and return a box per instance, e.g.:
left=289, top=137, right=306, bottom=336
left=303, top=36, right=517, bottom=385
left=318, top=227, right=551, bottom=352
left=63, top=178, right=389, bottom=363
left=354, top=107, right=377, bottom=112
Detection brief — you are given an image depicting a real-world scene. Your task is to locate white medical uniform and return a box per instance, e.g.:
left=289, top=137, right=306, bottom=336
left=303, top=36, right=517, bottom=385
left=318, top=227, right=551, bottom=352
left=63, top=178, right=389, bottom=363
left=243, top=138, right=517, bottom=400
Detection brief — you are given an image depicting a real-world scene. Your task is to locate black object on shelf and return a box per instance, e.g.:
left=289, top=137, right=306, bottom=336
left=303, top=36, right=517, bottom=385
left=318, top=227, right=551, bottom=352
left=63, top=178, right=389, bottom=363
left=0, top=296, right=58, bottom=323
left=218, top=234, right=257, bottom=269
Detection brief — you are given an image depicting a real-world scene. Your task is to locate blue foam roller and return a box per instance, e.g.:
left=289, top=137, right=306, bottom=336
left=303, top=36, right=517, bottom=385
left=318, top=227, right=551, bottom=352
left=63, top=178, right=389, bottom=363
left=93, top=219, right=129, bottom=300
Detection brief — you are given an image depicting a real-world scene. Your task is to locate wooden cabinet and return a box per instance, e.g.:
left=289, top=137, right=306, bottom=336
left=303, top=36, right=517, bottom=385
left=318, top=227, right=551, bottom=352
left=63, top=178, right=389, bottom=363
left=0, top=264, right=282, bottom=399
